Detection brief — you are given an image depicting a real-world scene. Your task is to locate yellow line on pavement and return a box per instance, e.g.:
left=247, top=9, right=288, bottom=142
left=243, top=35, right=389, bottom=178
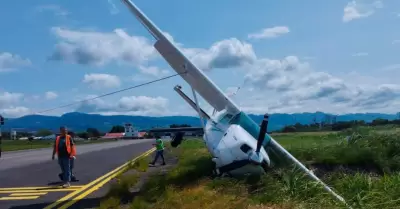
left=0, top=196, right=40, bottom=200
left=44, top=148, right=155, bottom=209
left=10, top=192, right=48, bottom=196
left=0, top=186, right=83, bottom=191
left=0, top=188, right=78, bottom=193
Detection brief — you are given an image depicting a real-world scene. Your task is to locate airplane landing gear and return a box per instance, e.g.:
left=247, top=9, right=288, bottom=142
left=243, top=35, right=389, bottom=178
left=211, top=162, right=232, bottom=178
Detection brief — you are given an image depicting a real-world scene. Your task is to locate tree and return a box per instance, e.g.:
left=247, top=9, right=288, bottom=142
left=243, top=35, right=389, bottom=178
left=144, top=132, right=153, bottom=139
left=371, top=118, right=389, bottom=126
left=68, top=131, right=75, bottom=137
left=77, top=132, right=89, bottom=139
left=331, top=121, right=353, bottom=131
left=36, top=129, right=53, bottom=137
left=86, top=128, right=101, bottom=138
left=169, top=124, right=191, bottom=128
left=282, top=126, right=296, bottom=133
left=109, top=125, right=125, bottom=133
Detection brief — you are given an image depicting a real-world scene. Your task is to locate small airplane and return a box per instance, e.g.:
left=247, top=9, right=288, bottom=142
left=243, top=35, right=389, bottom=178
left=119, top=0, right=350, bottom=207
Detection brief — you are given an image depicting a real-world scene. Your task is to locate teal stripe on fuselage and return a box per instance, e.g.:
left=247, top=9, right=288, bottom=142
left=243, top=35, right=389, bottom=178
left=228, top=112, right=271, bottom=146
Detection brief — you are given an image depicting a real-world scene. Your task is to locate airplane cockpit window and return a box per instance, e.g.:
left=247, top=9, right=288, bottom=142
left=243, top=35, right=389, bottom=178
left=219, top=113, right=233, bottom=123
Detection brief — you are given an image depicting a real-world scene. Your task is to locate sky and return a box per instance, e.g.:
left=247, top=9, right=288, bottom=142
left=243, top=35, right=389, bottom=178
left=0, top=0, right=400, bottom=118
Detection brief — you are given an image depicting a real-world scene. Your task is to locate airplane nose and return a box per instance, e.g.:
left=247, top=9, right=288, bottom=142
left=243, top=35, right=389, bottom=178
left=248, top=151, right=263, bottom=164
left=248, top=150, right=271, bottom=167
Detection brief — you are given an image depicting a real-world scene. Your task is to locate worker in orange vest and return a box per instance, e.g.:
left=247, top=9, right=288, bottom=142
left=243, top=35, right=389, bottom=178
left=58, top=139, right=77, bottom=182
left=52, top=126, right=76, bottom=188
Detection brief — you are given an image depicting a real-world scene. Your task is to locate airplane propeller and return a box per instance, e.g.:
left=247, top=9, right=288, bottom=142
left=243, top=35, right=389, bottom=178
left=247, top=114, right=269, bottom=166
left=256, top=114, right=269, bottom=153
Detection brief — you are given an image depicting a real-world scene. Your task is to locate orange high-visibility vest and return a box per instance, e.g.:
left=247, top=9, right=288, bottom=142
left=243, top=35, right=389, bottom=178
left=55, top=135, right=76, bottom=157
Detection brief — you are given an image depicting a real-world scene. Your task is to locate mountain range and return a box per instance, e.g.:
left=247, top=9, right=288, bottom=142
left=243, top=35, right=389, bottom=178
left=1, top=111, right=399, bottom=133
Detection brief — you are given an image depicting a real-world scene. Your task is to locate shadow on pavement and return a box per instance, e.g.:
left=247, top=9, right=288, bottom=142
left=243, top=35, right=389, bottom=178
left=47, top=181, right=63, bottom=186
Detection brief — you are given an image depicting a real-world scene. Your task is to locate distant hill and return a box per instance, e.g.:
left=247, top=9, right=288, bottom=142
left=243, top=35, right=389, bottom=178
left=1, top=111, right=398, bottom=133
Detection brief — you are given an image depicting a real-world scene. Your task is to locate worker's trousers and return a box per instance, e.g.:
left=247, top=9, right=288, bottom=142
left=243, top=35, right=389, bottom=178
left=58, top=157, right=71, bottom=183
left=70, top=158, right=74, bottom=175
left=151, top=149, right=165, bottom=164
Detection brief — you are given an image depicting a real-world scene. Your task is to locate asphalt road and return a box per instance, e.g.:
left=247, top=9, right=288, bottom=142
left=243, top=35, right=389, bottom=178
left=0, top=139, right=154, bottom=209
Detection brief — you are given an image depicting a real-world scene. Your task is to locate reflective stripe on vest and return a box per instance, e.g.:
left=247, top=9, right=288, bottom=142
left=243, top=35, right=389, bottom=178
left=55, top=135, right=75, bottom=156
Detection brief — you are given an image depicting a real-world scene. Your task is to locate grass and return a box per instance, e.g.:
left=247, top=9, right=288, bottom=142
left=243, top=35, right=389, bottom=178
left=98, top=154, right=152, bottom=209
left=101, top=126, right=400, bottom=209
left=1, top=138, right=120, bottom=152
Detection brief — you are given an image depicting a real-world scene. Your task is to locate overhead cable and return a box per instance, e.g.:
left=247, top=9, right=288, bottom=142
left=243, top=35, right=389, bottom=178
left=3, top=72, right=184, bottom=118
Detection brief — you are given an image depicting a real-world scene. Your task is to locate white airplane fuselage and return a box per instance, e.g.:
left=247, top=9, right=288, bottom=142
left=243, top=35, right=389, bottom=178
left=202, top=110, right=271, bottom=175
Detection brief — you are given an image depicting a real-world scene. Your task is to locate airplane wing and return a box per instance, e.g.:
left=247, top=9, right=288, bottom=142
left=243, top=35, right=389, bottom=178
left=120, top=0, right=240, bottom=114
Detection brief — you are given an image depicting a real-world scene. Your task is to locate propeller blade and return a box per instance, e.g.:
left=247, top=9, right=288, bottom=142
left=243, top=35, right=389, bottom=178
left=256, top=114, right=269, bottom=153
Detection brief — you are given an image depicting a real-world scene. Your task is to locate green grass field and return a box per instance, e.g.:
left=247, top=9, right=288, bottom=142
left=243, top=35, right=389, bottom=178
left=1, top=138, right=117, bottom=152
left=100, top=125, right=400, bottom=209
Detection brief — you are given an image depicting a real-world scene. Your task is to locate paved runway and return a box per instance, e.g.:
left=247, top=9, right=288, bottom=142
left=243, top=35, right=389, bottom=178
left=0, top=139, right=154, bottom=209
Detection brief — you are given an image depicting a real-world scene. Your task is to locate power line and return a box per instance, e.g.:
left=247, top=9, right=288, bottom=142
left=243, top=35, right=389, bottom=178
left=36, top=72, right=185, bottom=114
left=3, top=72, right=185, bottom=118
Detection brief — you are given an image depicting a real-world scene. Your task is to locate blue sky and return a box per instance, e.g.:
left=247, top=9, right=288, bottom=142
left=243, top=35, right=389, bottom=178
left=0, top=0, right=399, bottom=118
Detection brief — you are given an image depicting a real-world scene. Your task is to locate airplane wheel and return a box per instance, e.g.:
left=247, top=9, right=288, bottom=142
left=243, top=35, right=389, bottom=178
left=211, top=162, right=222, bottom=178
left=211, top=169, right=218, bottom=177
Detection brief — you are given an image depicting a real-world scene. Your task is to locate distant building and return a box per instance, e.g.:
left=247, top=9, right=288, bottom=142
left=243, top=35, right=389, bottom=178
left=102, top=133, right=125, bottom=140
left=123, top=123, right=139, bottom=138
left=137, top=131, right=147, bottom=138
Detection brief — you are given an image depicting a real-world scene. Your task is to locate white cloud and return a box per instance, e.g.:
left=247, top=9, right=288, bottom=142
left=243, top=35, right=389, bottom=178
left=184, top=38, right=257, bottom=71
left=75, top=95, right=170, bottom=116
left=155, top=31, right=257, bottom=71
left=35, top=4, right=69, bottom=16
left=0, top=92, right=24, bottom=107
left=83, top=73, right=121, bottom=89
left=248, top=26, right=290, bottom=40
left=49, top=27, right=257, bottom=73
left=1, top=106, right=31, bottom=118
left=43, top=25, right=400, bottom=115
left=0, top=52, right=31, bottom=72
left=352, top=52, right=368, bottom=56
left=225, top=86, right=241, bottom=98
left=45, top=91, right=58, bottom=100
left=244, top=56, right=310, bottom=92
left=343, top=0, right=383, bottom=22
left=138, top=65, right=170, bottom=77
left=239, top=54, right=400, bottom=114
left=0, top=91, right=30, bottom=118
left=49, top=27, right=156, bottom=66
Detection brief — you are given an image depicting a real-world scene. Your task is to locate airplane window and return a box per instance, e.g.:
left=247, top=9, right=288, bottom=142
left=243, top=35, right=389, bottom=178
left=220, top=114, right=233, bottom=123
left=240, top=144, right=252, bottom=153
